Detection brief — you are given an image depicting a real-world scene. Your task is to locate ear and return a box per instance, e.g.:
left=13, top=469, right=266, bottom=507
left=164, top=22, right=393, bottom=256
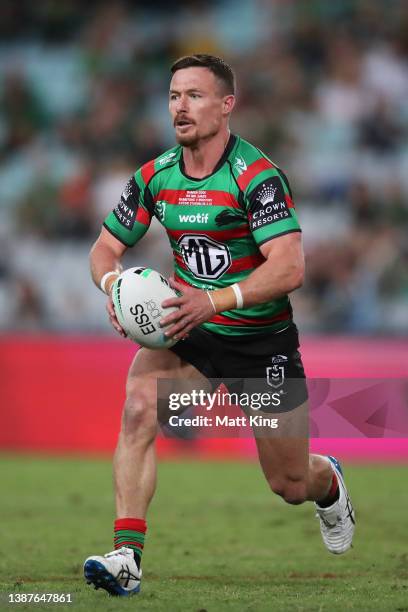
left=222, top=94, right=235, bottom=115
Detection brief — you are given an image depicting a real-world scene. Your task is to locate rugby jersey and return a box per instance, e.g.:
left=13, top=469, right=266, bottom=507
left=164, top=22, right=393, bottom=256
left=103, top=134, right=301, bottom=336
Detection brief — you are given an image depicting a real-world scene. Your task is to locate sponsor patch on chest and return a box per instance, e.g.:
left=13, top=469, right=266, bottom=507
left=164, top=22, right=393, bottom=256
left=177, top=234, right=232, bottom=279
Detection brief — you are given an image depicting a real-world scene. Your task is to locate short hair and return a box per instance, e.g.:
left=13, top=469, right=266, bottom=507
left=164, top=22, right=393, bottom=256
left=170, top=54, right=235, bottom=95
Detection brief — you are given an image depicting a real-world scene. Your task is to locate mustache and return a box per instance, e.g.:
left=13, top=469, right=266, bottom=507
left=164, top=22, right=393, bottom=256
left=174, top=116, right=195, bottom=126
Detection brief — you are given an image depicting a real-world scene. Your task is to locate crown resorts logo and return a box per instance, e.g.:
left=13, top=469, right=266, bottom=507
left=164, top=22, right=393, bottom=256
left=121, top=179, right=133, bottom=201
left=256, top=183, right=278, bottom=206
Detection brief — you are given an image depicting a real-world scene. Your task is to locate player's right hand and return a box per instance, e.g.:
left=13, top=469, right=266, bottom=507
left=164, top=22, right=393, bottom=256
left=105, top=276, right=127, bottom=338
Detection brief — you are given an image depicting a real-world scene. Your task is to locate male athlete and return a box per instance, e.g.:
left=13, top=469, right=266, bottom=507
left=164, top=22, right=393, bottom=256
left=84, top=55, right=355, bottom=596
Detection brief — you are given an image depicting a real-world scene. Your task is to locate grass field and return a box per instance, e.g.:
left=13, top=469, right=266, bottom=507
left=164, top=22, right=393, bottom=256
left=1, top=455, right=407, bottom=611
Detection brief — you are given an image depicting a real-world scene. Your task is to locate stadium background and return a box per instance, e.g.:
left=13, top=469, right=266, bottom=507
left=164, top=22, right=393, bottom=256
left=0, top=0, right=407, bottom=456
left=0, top=2, right=407, bottom=609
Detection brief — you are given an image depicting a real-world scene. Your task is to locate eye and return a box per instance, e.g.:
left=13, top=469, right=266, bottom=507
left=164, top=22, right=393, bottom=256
left=169, top=93, right=178, bottom=100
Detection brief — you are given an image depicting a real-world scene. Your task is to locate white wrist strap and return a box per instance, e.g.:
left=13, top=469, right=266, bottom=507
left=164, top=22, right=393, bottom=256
left=100, top=271, right=118, bottom=295
left=206, top=291, right=216, bottom=313
left=231, top=283, right=244, bottom=309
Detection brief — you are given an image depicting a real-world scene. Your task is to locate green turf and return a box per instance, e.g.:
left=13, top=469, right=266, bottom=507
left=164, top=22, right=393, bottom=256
left=0, top=455, right=407, bottom=611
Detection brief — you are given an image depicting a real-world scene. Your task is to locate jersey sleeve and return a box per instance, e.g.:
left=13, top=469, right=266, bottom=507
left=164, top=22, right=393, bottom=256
left=243, top=166, right=301, bottom=247
left=103, top=169, right=154, bottom=247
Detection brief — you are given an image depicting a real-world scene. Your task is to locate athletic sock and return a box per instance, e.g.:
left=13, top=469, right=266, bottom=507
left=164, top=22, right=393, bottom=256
left=317, top=472, right=339, bottom=507
left=114, top=518, right=147, bottom=569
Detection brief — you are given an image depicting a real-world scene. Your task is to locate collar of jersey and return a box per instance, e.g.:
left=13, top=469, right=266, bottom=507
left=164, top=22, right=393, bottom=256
left=179, top=134, right=238, bottom=182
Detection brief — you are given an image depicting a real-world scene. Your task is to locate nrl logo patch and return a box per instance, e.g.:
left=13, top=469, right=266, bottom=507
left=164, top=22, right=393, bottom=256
left=266, top=354, right=288, bottom=388
left=155, top=201, right=166, bottom=223
left=158, top=152, right=177, bottom=166
left=234, top=157, right=247, bottom=175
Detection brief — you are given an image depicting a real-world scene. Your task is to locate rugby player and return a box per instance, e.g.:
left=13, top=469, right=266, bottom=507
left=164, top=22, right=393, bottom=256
left=84, top=55, right=355, bottom=596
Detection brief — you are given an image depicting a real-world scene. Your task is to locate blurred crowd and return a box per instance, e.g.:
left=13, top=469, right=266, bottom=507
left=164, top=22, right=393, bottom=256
left=0, top=0, right=407, bottom=334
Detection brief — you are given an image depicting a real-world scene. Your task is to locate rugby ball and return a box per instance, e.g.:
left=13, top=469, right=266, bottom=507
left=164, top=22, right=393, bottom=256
left=111, top=267, right=180, bottom=349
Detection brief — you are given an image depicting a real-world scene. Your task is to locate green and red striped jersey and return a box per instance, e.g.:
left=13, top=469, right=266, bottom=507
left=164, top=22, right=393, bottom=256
left=103, top=134, right=301, bottom=336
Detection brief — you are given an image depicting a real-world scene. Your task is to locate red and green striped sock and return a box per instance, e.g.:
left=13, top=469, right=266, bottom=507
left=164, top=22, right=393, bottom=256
left=114, top=518, right=147, bottom=568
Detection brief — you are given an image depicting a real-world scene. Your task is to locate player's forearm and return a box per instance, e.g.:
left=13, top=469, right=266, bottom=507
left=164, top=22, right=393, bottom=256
left=238, top=258, right=304, bottom=307
left=89, top=242, right=123, bottom=293
left=209, top=257, right=303, bottom=313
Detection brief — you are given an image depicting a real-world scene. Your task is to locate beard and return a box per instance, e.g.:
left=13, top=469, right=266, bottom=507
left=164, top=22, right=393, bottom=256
left=175, top=129, right=199, bottom=147
left=174, top=122, right=219, bottom=147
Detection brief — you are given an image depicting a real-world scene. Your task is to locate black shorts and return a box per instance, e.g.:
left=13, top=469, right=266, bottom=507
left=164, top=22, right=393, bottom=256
left=169, top=322, right=308, bottom=413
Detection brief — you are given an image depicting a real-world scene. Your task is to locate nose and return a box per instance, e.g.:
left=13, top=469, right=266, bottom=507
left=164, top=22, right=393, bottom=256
left=175, top=94, right=188, bottom=113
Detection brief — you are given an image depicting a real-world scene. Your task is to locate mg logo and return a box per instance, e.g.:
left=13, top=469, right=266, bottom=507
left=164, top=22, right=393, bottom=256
left=177, top=234, right=231, bottom=279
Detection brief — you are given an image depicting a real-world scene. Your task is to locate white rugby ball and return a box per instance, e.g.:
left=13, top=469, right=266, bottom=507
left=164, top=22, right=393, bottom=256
left=111, top=267, right=180, bottom=349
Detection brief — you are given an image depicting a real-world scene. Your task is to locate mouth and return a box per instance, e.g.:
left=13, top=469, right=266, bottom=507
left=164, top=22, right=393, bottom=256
left=175, top=118, right=194, bottom=129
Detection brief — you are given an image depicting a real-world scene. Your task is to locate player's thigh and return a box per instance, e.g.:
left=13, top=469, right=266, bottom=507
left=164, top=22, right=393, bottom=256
left=253, top=400, right=309, bottom=481
left=128, top=346, right=209, bottom=385
left=126, top=347, right=210, bottom=420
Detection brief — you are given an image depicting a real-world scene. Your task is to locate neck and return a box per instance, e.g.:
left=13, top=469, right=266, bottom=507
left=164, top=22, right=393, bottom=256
left=182, top=128, right=231, bottom=179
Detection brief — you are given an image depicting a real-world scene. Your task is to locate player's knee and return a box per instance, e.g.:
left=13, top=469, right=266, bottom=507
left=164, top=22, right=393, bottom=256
left=269, top=477, right=307, bottom=505
left=122, top=384, right=157, bottom=439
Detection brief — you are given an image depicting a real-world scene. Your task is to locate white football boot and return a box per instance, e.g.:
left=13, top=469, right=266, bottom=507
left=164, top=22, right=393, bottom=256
left=84, top=547, right=141, bottom=596
left=315, top=456, right=355, bottom=554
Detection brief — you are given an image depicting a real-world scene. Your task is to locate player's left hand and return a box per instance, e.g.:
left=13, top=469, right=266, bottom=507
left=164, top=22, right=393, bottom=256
left=160, top=278, right=215, bottom=340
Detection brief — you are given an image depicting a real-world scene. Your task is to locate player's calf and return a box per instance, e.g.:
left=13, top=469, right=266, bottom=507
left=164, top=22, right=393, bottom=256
left=268, top=476, right=308, bottom=505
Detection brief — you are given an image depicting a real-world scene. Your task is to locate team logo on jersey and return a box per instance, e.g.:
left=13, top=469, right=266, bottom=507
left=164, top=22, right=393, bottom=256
left=249, top=176, right=290, bottom=231
left=158, top=152, right=177, bottom=166
left=266, top=354, right=288, bottom=388
left=113, top=176, right=140, bottom=230
left=177, top=234, right=231, bottom=279
left=234, top=157, right=247, bottom=175
left=215, top=209, right=244, bottom=227
left=155, top=201, right=166, bottom=223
